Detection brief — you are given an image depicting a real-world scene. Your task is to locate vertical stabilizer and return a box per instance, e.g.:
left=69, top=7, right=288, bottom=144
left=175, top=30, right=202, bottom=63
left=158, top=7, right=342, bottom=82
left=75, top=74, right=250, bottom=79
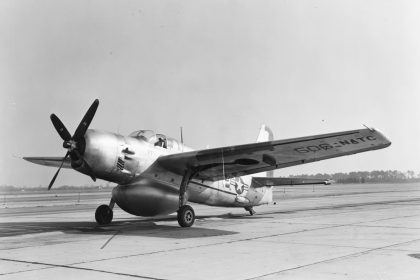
left=256, top=124, right=274, bottom=177
left=256, top=124, right=273, bottom=143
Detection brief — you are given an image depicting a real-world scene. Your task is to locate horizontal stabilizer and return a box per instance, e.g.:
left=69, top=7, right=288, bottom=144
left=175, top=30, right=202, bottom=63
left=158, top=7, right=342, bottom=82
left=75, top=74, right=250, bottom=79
left=252, top=177, right=331, bottom=187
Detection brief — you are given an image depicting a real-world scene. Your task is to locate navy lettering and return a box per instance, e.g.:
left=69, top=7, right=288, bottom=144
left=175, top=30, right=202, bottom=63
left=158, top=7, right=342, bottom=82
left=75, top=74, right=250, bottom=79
left=307, top=146, right=321, bottom=152
left=319, top=143, right=333, bottom=150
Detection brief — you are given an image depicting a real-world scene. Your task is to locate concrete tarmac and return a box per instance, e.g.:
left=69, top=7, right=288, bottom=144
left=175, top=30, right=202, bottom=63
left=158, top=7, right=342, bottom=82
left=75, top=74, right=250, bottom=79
left=1, top=183, right=420, bottom=279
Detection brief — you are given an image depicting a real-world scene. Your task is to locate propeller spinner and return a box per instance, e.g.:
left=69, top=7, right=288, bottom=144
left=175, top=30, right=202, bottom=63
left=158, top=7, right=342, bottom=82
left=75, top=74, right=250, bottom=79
left=47, top=99, right=99, bottom=190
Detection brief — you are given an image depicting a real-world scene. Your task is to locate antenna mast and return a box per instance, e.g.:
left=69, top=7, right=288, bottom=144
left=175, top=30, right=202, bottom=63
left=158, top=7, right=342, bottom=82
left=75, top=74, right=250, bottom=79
left=180, top=126, right=184, bottom=152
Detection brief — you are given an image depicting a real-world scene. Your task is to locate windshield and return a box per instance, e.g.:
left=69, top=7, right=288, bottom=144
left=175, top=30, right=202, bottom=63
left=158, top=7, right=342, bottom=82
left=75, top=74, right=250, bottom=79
left=128, top=130, right=185, bottom=151
left=128, top=130, right=156, bottom=142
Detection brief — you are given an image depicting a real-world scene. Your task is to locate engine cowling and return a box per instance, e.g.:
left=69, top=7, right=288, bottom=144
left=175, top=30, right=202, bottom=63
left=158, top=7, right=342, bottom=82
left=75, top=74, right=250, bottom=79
left=76, top=129, right=133, bottom=184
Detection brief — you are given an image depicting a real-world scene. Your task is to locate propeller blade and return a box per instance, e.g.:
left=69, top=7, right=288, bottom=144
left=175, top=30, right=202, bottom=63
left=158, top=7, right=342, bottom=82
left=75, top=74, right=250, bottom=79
left=70, top=149, right=83, bottom=167
left=83, top=159, right=97, bottom=182
left=73, top=99, right=99, bottom=141
left=50, top=114, right=71, bottom=141
left=72, top=149, right=96, bottom=182
left=48, top=152, right=69, bottom=190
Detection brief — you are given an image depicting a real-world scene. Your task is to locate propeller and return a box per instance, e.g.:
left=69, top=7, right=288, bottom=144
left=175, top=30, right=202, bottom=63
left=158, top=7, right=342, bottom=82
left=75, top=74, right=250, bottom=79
left=48, top=152, right=69, bottom=190
left=47, top=99, right=99, bottom=190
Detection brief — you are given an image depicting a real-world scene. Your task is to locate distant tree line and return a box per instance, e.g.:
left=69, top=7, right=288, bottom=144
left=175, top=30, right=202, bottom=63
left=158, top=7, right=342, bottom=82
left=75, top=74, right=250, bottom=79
left=0, top=184, right=113, bottom=193
left=2, top=170, right=420, bottom=191
left=289, top=170, right=420, bottom=184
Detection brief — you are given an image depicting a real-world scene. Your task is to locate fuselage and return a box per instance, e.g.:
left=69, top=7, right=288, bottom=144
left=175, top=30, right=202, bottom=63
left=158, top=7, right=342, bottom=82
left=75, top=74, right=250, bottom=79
left=81, top=129, right=272, bottom=216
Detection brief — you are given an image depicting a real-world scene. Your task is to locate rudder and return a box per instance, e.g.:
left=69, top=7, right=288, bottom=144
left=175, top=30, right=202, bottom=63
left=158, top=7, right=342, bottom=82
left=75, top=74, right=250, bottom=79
left=256, top=124, right=274, bottom=177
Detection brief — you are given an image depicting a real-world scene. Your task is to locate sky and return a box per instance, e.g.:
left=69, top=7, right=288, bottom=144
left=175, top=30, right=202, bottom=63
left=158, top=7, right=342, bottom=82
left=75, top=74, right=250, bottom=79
left=1, top=0, right=419, bottom=187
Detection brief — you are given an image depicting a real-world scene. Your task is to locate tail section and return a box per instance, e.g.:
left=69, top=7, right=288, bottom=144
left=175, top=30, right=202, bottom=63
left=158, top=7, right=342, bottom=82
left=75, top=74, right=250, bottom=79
left=256, top=124, right=274, bottom=177
left=256, top=124, right=273, bottom=143
left=236, top=125, right=275, bottom=207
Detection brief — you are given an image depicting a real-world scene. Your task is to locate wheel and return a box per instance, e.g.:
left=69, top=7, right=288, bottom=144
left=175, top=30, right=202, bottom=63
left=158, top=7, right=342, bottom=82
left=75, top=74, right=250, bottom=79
left=244, top=206, right=256, bottom=216
left=177, top=205, right=195, bottom=227
left=95, top=204, right=113, bottom=225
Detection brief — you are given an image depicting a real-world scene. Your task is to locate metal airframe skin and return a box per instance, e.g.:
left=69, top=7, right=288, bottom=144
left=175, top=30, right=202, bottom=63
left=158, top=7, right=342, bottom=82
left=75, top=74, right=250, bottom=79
left=85, top=129, right=272, bottom=217
left=23, top=100, right=391, bottom=227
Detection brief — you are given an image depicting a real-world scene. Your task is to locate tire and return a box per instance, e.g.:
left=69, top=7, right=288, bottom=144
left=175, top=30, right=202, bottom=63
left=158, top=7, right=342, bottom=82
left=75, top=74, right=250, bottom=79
left=95, top=204, right=113, bottom=225
left=177, top=205, right=195, bottom=227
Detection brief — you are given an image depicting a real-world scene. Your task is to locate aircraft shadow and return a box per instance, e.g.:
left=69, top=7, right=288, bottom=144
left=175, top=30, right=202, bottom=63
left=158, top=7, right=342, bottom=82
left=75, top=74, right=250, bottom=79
left=0, top=214, right=245, bottom=239
left=0, top=220, right=238, bottom=239
left=0, top=211, right=276, bottom=239
left=409, top=254, right=420, bottom=260
left=197, top=212, right=271, bottom=220
left=82, top=220, right=239, bottom=239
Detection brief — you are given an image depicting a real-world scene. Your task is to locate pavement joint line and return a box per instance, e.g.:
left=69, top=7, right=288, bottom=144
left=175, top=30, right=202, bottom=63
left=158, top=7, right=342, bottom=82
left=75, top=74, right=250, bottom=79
left=264, top=197, right=420, bottom=216
left=263, top=203, right=420, bottom=222
left=250, top=239, right=373, bottom=250
left=271, top=211, right=419, bottom=223
left=0, top=261, right=55, bottom=276
left=3, top=199, right=418, bottom=263
left=0, top=235, right=116, bottom=251
left=243, top=237, right=420, bottom=280
left=265, top=221, right=420, bottom=231
left=67, top=223, right=355, bottom=266
left=349, top=224, right=420, bottom=230
left=296, top=223, right=420, bottom=230
left=303, top=213, right=420, bottom=227
left=255, top=238, right=420, bottom=252
left=278, top=214, right=420, bottom=229
left=105, top=210, right=420, bottom=263
left=1, top=202, right=418, bottom=252
left=269, top=207, right=407, bottom=219
left=1, top=189, right=419, bottom=279
left=0, top=257, right=168, bottom=280
left=4, top=211, right=416, bottom=252
left=264, top=208, right=416, bottom=223
left=363, top=213, right=420, bottom=221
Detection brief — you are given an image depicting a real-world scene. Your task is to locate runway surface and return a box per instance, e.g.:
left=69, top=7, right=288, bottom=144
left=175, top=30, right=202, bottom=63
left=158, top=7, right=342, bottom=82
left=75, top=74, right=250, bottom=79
left=1, top=183, right=420, bottom=279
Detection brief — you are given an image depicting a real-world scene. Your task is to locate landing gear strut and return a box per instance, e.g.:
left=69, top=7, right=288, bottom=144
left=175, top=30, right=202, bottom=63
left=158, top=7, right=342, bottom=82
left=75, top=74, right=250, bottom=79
left=177, top=169, right=196, bottom=227
left=95, top=199, right=114, bottom=225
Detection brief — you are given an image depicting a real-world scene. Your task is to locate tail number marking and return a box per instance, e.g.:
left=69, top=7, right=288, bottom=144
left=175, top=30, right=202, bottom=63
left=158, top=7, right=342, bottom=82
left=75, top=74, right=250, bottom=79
left=294, top=136, right=377, bottom=153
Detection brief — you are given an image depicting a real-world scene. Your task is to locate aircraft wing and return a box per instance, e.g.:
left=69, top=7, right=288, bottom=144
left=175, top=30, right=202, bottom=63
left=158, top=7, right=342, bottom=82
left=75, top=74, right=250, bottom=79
left=156, top=128, right=391, bottom=181
left=252, top=177, right=331, bottom=187
left=23, top=157, right=72, bottom=169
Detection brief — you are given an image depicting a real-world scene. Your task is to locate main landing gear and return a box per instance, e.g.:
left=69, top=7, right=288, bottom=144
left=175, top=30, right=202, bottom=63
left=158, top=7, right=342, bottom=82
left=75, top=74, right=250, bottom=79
left=177, top=205, right=195, bottom=227
left=177, top=169, right=196, bottom=227
left=95, top=199, right=115, bottom=225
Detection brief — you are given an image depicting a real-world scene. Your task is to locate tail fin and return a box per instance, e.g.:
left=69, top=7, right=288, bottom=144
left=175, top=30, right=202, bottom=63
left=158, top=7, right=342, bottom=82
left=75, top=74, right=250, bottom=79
left=256, top=124, right=273, bottom=143
left=256, top=124, right=274, bottom=177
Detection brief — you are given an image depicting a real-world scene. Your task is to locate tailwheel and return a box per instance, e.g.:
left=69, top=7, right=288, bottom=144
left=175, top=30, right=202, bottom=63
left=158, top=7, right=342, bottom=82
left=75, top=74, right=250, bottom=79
left=177, top=205, right=195, bottom=227
left=244, top=206, right=256, bottom=216
left=95, top=204, right=113, bottom=225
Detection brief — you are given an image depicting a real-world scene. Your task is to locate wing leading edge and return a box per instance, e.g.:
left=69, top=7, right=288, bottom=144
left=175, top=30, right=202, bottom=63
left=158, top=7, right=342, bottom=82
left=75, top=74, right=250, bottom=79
left=157, top=128, right=391, bottom=181
left=252, top=177, right=331, bottom=187
left=23, top=157, right=72, bottom=169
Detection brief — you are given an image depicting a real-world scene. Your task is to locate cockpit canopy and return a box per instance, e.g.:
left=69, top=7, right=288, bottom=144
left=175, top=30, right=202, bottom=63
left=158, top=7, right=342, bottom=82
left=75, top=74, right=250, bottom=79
left=128, top=130, right=184, bottom=151
left=129, top=130, right=156, bottom=142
